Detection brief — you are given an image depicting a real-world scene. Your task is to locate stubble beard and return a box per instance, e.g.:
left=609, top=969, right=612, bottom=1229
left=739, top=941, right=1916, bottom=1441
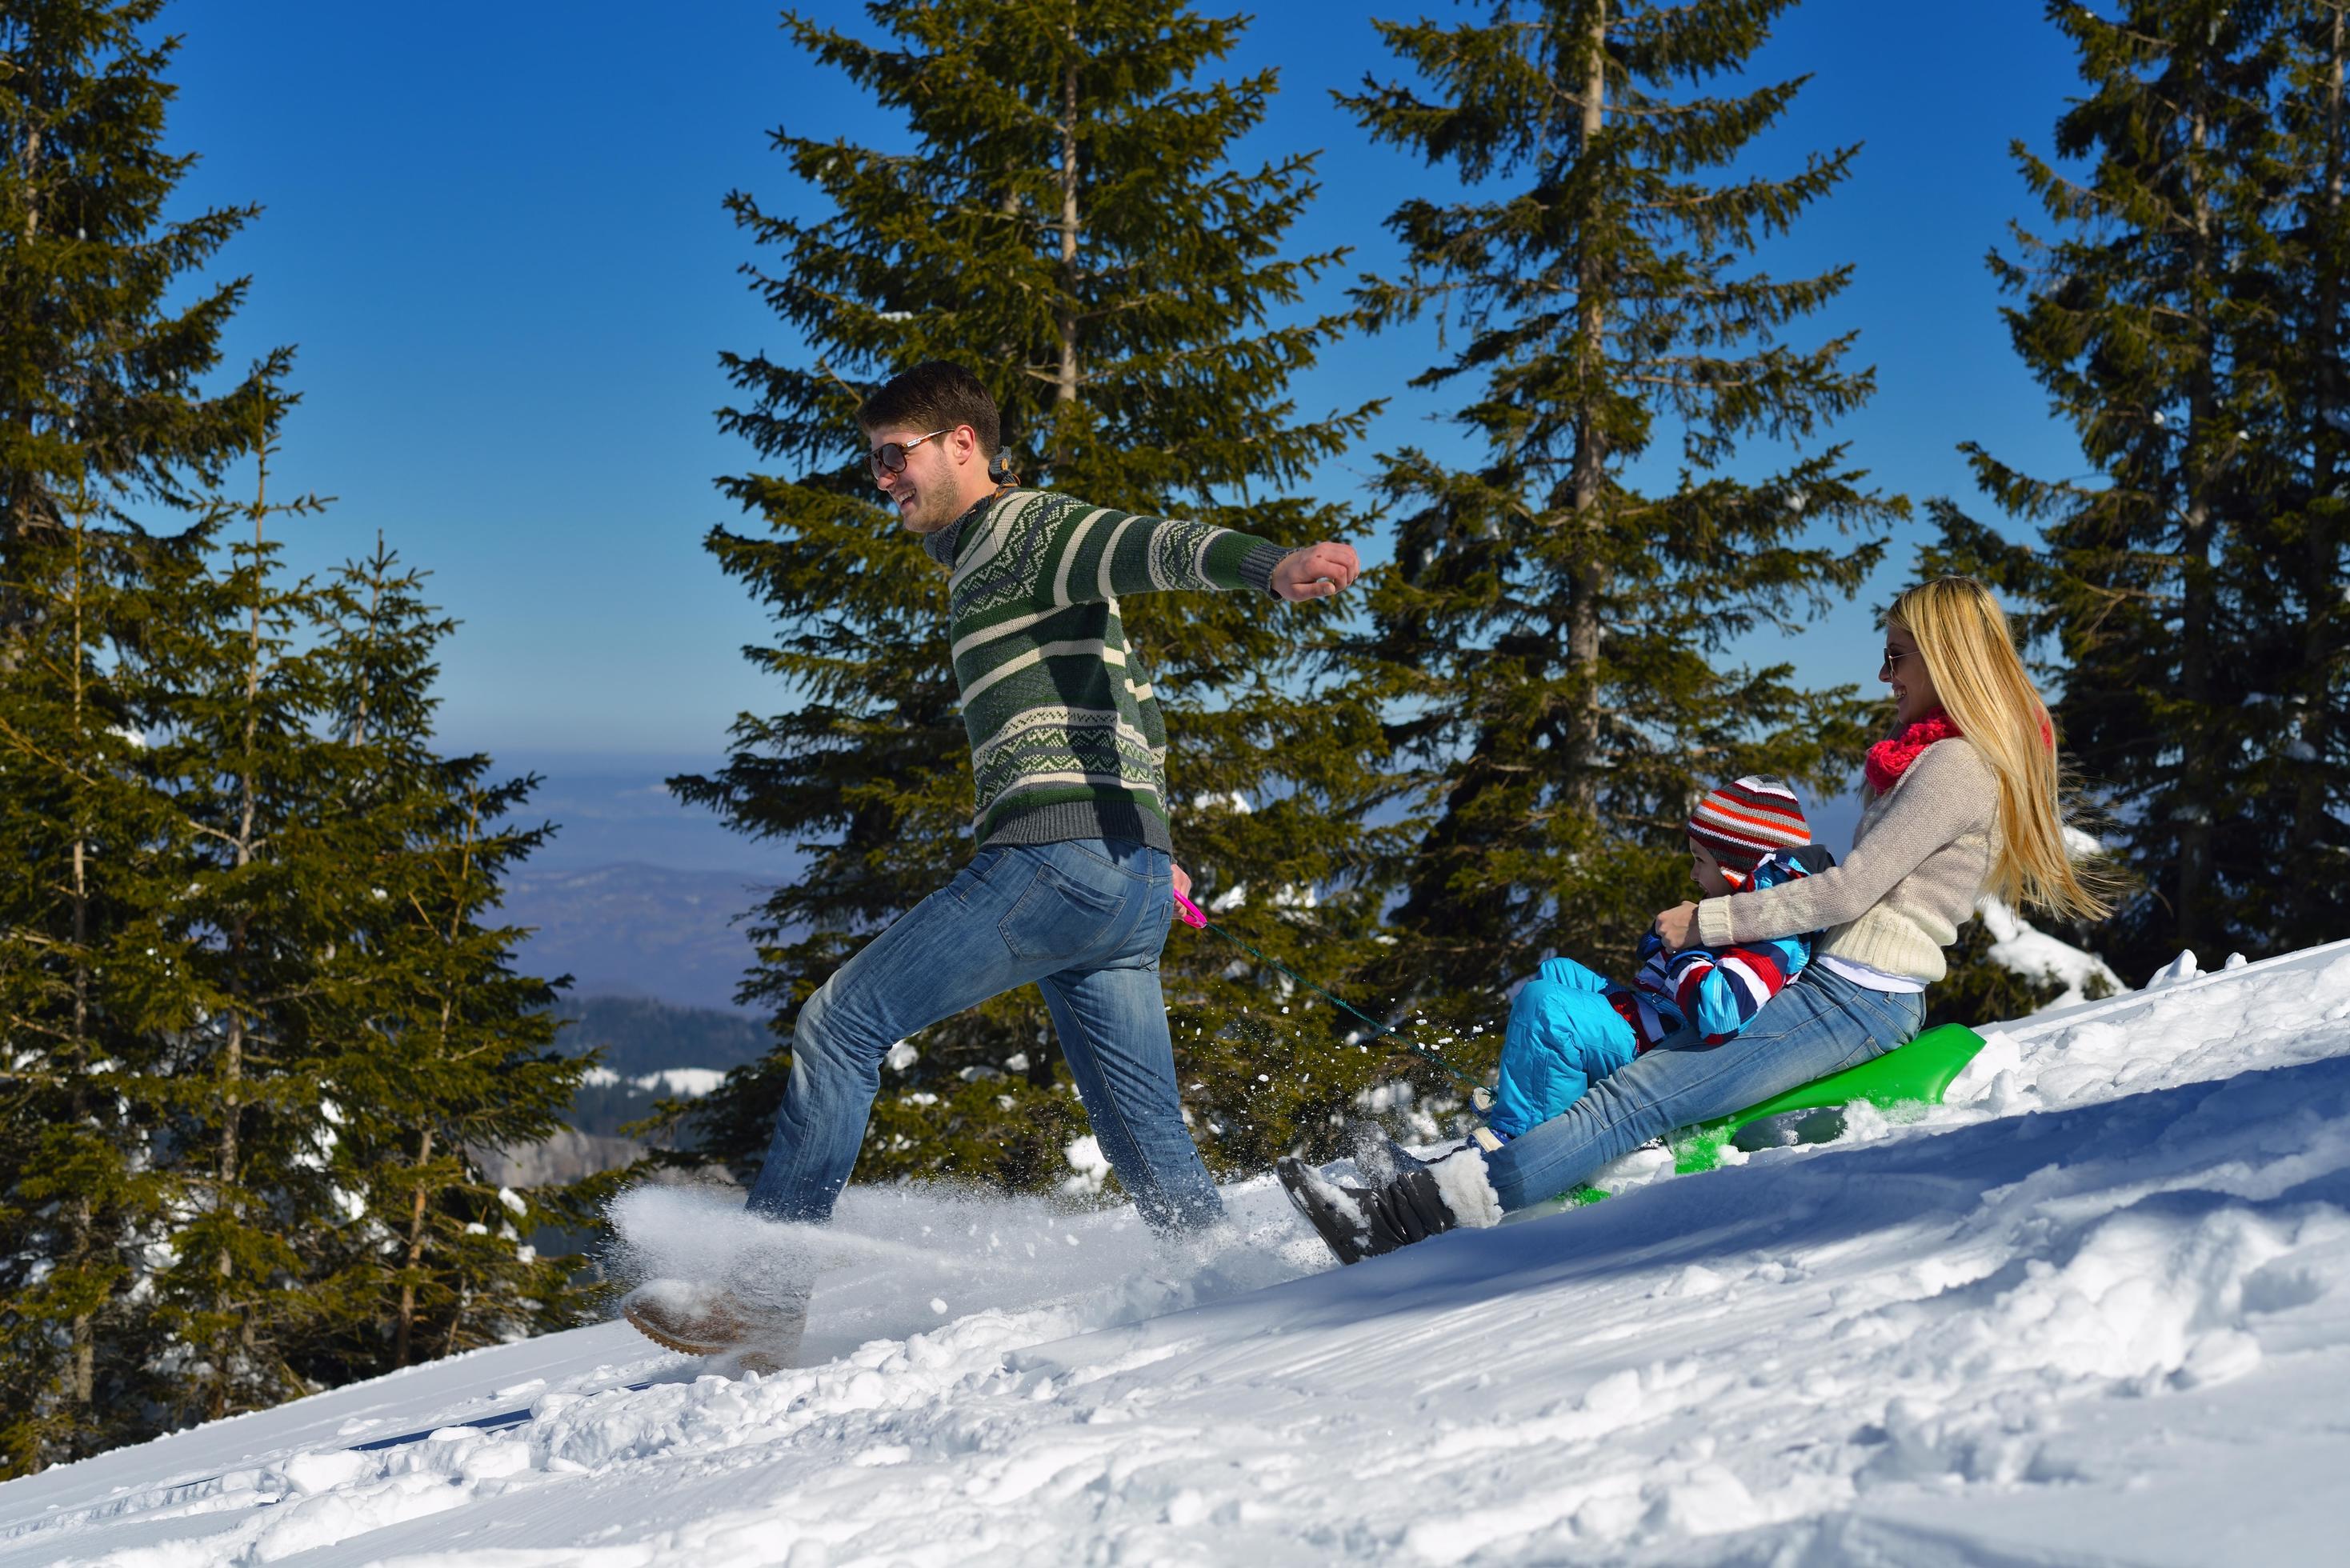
left=901, top=495, right=956, bottom=534
left=887, top=461, right=955, bottom=534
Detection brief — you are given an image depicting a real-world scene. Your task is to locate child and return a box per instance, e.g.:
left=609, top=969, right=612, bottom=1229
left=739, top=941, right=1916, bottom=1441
left=1279, top=774, right=1830, bottom=1266
left=1475, top=776, right=1825, bottom=1150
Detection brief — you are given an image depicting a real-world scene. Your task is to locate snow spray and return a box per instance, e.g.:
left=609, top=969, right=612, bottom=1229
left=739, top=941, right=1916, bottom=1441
left=608, top=1176, right=1321, bottom=1360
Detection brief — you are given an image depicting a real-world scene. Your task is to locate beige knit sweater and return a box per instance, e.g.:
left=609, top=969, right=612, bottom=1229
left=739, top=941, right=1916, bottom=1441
left=1694, top=738, right=1999, bottom=984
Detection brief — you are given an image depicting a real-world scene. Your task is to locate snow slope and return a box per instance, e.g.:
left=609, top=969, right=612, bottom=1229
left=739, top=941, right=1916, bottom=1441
left=9, top=942, right=2350, bottom=1566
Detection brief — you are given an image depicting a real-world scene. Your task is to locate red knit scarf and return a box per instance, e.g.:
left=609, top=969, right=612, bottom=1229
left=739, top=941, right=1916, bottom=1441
left=1866, top=706, right=2052, bottom=794
left=1865, top=709, right=1961, bottom=794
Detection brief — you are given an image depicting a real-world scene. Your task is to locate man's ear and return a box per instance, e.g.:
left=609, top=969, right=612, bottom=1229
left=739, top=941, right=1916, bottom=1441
left=951, top=425, right=982, bottom=466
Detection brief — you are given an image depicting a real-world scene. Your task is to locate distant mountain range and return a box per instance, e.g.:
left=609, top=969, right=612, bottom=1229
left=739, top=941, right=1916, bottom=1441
left=470, top=755, right=807, bottom=1012
left=553, top=993, right=775, bottom=1076
left=491, top=755, right=800, bottom=880
left=476, top=993, right=780, bottom=1186
left=498, top=862, right=783, bottom=1013
left=546, top=993, right=775, bottom=1153
left=471, top=765, right=795, bottom=1179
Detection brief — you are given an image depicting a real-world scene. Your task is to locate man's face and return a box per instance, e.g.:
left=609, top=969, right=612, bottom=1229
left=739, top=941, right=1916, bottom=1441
left=868, top=423, right=972, bottom=534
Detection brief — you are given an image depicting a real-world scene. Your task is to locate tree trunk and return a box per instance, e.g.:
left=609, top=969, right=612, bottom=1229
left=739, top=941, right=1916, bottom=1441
left=70, top=1312, right=94, bottom=1406
left=70, top=502, right=89, bottom=1054
left=217, top=1008, right=243, bottom=1278
left=67, top=1190, right=95, bottom=1452
left=442, top=1281, right=472, bottom=1360
left=2296, top=6, right=2346, bottom=920
left=1564, top=0, right=1611, bottom=813
left=348, top=534, right=385, bottom=746
left=69, top=1195, right=94, bottom=1410
left=392, top=1126, right=434, bottom=1368
left=20, top=86, right=38, bottom=241
left=218, top=421, right=271, bottom=1278
left=6, top=81, right=49, bottom=578
left=1054, top=16, right=1081, bottom=441
left=2176, top=87, right=2219, bottom=950
left=67, top=506, right=96, bottom=1426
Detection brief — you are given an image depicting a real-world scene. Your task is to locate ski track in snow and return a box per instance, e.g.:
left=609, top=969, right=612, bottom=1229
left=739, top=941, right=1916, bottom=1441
left=8, top=944, right=2350, bottom=1566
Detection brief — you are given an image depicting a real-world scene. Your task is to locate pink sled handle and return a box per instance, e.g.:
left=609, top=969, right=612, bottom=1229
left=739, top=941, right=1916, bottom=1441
left=1171, top=888, right=1208, bottom=929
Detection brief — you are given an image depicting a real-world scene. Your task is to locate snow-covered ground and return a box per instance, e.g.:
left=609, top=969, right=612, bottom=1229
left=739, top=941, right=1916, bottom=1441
left=9, top=942, right=2350, bottom=1566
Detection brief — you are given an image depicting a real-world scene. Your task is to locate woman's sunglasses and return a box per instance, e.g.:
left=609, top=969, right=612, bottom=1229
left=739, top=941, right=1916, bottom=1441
left=868, top=428, right=951, bottom=477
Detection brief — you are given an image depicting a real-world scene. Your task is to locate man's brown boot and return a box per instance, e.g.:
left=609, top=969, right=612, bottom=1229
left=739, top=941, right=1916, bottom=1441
left=622, top=1279, right=807, bottom=1370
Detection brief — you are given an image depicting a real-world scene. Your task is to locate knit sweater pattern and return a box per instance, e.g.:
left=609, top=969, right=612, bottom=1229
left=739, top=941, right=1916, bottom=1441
left=919, top=488, right=1287, bottom=850
left=1694, top=738, right=1998, bottom=984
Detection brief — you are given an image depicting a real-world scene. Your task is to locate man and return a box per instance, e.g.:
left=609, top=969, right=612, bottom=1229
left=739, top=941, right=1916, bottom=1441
left=625, top=362, right=1359, bottom=1368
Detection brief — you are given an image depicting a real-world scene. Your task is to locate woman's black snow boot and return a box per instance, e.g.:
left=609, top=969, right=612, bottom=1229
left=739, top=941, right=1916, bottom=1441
left=1277, top=1123, right=1499, bottom=1266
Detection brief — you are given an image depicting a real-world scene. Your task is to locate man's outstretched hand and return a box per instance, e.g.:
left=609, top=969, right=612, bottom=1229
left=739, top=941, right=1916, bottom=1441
left=1271, top=542, right=1361, bottom=602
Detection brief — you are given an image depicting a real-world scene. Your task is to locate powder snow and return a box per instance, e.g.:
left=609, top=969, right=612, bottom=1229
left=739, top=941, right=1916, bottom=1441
left=6, top=943, right=2350, bottom=1565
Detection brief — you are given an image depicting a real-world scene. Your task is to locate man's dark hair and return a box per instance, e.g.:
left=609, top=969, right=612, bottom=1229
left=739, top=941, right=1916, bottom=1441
left=859, top=361, right=1001, bottom=458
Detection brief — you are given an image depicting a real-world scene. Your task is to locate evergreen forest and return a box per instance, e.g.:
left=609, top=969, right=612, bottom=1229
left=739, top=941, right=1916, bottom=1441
left=6, top=0, right=2349, bottom=1473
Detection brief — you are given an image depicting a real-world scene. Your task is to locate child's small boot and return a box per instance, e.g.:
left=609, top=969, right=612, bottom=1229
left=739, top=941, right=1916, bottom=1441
left=1278, top=1122, right=1502, bottom=1266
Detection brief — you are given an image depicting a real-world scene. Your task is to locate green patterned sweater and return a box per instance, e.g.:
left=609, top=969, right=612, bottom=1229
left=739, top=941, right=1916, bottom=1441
left=918, top=487, right=1287, bottom=850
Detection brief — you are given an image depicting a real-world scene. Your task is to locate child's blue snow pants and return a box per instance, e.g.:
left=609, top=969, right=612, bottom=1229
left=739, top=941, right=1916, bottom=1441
left=1487, top=957, right=1652, bottom=1140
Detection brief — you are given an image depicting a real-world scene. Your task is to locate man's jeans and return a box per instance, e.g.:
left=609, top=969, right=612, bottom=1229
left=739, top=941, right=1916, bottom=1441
left=745, top=838, right=1224, bottom=1232
left=1483, top=962, right=1925, bottom=1212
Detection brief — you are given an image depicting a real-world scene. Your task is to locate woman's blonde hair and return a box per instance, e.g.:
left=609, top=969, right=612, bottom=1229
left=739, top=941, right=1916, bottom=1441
left=1888, top=576, right=2109, bottom=922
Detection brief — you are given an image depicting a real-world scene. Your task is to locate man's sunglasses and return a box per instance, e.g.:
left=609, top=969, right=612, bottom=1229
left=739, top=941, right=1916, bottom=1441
left=868, top=429, right=951, bottom=476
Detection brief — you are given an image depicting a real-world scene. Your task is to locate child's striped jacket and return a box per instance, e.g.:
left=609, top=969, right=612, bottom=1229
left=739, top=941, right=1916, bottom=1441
left=1615, top=850, right=1823, bottom=1048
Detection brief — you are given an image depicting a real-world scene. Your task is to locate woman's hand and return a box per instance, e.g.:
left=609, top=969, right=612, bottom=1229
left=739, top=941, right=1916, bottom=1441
left=1652, top=901, right=1700, bottom=953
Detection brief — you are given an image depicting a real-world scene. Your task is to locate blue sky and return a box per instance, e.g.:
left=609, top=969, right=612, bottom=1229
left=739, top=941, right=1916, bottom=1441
left=163, top=0, right=2091, bottom=770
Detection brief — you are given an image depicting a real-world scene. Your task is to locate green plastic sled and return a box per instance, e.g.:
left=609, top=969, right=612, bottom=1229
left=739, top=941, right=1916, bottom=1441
left=1561, top=1022, right=1988, bottom=1206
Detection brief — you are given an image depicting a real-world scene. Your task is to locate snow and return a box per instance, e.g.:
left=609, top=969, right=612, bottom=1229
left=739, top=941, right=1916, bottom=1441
left=1058, top=1134, right=1111, bottom=1198
left=631, top=1068, right=727, bottom=1098
left=578, top=1068, right=730, bottom=1098
left=1425, top=1143, right=1503, bottom=1230
left=9, top=944, right=2350, bottom=1566
left=1976, top=895, right=2124, bottom=1008
left=578, top=1067, right=723, bottom=1090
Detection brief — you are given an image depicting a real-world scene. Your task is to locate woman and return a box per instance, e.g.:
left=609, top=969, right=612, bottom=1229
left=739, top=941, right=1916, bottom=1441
left=1283, top=576, right=2109, bottom=1262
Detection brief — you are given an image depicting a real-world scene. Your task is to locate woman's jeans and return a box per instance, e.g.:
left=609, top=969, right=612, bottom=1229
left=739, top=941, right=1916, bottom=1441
left=744, top=838, right=1224, bottom=1233
left=1482, top=962, right=1926, bottom=1212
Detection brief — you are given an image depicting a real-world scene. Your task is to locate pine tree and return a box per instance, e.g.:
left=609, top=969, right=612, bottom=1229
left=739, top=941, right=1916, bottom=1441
left=0, top=0, right=266, bottom=1472
left=0, top=477, right=186, bottom=1474
left=307, top=538, right=593, bottom=1378
left=3, top=1, right=587, bottom=1463
left=2257, top=2, right=2350, bottom=944
left=125, top=372, right=364, bottom=1428
left=1340, top=0, right=1897, bottom=1049
left=668, top=0, right=1399, bottom=1191
left=0, top=0, right=267, bottom=604
left=1928, top=2, right=2296, bottom=977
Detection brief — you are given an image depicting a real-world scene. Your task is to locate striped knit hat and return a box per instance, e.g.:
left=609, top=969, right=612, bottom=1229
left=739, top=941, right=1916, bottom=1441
left=1687, top=775, right=1809, bottom=884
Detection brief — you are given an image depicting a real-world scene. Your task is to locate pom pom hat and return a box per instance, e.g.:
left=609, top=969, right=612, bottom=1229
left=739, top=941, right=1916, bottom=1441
left=1687, top=775, right=1809, bottom=885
